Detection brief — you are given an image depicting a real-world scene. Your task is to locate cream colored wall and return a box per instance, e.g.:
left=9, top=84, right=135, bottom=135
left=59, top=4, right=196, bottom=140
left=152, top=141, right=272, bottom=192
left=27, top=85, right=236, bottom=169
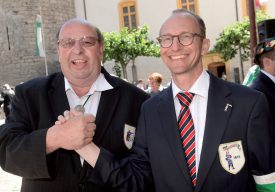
left=74, top=0, right=275, bottom=84
left=266, top=1, right=275, bottom=17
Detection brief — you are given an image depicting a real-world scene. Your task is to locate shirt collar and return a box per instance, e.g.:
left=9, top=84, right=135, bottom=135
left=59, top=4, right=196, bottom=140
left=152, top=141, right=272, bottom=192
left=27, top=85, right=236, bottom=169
left=172, top=70, right=210, bottom=99
left=261, top=70, right=275, bottom=84
left=64, top=73, right=113, bottom=96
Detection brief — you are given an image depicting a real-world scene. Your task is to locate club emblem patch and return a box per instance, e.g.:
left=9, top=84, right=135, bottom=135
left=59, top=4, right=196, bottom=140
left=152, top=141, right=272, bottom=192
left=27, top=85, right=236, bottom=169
left=124, top=124, right=136, bottom=149
left=218, top=140, right=245, bottom=174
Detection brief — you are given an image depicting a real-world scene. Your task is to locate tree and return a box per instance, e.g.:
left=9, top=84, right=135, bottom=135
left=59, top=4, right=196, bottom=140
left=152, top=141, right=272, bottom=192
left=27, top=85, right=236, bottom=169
left=103, top=25, right=160, bottom=79
left=213, top=10, right=271, bottom=62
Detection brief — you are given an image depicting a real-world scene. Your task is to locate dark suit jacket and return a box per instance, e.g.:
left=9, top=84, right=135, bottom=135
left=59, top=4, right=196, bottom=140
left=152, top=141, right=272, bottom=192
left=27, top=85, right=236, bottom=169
left=250, top=71, right=275, bottom=119
left=92, top=73, right=275, bottom=192
left=0, top=68, right=149, bottom=192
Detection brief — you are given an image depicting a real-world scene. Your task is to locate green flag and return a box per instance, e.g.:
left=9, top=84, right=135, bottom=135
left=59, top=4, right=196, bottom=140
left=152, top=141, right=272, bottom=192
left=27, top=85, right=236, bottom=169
left=35, top=15, right=45, bottom=57
left=242, top=65, right=260, bottom=86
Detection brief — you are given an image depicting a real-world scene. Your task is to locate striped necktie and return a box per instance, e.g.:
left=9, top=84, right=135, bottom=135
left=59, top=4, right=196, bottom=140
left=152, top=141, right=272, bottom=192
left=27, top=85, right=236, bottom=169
left=177, top=92, right=196, bottom=188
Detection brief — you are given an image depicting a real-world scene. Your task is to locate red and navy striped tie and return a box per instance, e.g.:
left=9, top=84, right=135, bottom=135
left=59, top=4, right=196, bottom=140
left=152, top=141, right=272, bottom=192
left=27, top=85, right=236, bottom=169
left=177, top=92, right=196, bottom=188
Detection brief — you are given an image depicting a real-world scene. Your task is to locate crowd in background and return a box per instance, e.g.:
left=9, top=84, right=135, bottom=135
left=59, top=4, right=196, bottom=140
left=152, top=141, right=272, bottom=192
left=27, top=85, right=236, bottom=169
left=0, top=84, right=15, bottom=120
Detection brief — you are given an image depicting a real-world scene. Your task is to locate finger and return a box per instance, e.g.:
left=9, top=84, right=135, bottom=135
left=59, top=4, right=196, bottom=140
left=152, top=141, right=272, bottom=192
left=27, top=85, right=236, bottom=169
left=64, top=110, right=70, bottom=120
left=84, top=137, right=93, bottom=144
left=55, top=121, right=62, bottom=125
left=84, top=114, right=96, bottom=123
left=58, top=115, right=65, bottom=121
left=86, top=125, right=96, bottom=132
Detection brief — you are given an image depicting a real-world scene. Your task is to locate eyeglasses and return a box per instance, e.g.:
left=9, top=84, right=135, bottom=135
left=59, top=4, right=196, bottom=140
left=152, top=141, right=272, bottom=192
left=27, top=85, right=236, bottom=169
left=157, top=32, right=203, bottom=48
left=57, top=36, right=98, bottom=48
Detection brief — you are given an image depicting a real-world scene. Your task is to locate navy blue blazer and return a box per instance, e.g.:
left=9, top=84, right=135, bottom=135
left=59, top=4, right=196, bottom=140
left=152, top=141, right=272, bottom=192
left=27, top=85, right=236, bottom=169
left=92, top=73, right=275, bottom=192
left=250, top=71, right=275, bottom=119
left=0, top=68, right=149, bottom=192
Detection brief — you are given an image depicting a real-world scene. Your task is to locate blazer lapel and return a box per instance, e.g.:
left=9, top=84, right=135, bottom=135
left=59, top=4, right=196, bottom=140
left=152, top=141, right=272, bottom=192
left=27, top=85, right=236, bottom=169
left=93, top=69, right=120, bottom=144
left=48, top=73, right=70, bottom=118
left=196, top=75, right=232, bottom=192
left=157, top=87, right=193, bottom=187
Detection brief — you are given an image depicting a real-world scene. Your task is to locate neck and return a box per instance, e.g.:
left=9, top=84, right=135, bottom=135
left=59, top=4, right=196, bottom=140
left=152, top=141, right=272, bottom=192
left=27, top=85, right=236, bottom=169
left=69, top=73, right=100, bottom=97
left=172, top=68, right=203, bottom=91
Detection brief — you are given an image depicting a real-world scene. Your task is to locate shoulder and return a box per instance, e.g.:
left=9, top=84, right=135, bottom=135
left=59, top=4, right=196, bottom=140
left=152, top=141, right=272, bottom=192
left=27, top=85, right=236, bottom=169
left=103, top=71, right=149, bottom=100
left=15, top=72, right=63, bottom=94
left=208, top=73, right=266, bottom=106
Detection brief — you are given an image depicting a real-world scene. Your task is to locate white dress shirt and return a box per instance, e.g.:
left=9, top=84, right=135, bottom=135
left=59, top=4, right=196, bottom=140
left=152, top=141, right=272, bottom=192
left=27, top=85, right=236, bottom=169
left=172, top=70, right=210, bottom=171
left=64, top=73, right=113, bottom=164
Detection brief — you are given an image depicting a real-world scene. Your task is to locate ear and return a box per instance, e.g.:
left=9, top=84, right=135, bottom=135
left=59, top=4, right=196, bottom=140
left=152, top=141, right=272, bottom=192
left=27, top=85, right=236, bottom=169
left=99, top=43, right=104, bottom=57
left=262, top=57, right=271, bottom=69
left=201, top=38, right=210, bottom=55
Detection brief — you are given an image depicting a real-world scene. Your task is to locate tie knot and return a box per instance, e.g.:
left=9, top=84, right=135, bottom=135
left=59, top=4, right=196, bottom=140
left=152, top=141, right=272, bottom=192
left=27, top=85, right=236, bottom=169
left=177, top=92, right=194, bottom=107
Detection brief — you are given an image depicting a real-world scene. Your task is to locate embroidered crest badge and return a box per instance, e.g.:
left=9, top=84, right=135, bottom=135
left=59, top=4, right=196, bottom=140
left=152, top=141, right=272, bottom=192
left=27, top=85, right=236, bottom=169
left=124, top=124, right=136, bottom=149
left=218, top=140, right=245, bottom=174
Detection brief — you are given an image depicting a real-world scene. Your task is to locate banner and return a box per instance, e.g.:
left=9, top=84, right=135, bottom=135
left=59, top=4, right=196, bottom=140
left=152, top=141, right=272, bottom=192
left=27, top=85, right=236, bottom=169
left=35, top=15, right=45, bottom=57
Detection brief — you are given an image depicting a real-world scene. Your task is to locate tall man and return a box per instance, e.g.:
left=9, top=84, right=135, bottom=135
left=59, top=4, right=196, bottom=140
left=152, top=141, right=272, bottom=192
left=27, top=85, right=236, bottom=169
left=250, top=36, right=275, bottom=119
left=76, top=9, right=275, bottom=192
left=0, top=18, right=149, bottom=192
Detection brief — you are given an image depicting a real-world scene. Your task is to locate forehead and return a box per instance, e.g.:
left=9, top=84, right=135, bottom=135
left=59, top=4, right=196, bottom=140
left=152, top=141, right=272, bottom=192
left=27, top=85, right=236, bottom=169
left=160, top=14, right=199, bottom=35
left=59, top=21, right=97, bottom=39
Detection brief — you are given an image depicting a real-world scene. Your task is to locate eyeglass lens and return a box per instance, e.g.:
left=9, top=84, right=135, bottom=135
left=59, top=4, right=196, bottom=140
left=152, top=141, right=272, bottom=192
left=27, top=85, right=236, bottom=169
left=58, top=36, right=98, bottom=48
left=158, top=33, right=199, bottom=48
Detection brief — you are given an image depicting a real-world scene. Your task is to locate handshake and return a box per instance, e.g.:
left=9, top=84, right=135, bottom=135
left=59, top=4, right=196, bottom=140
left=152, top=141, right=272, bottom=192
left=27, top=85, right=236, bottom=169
left=46, top=108, right=96, bottom=154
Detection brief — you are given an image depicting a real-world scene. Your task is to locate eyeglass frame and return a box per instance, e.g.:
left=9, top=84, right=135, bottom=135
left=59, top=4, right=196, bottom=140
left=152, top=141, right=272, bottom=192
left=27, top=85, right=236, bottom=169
left=156, top=32, right=204, bottom=48
left=57, top=36, right=99, bottom=48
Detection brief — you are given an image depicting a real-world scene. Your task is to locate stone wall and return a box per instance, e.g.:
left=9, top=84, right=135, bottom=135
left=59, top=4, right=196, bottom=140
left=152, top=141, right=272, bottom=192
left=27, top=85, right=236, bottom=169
left=0, top=0, right=76, bottom=87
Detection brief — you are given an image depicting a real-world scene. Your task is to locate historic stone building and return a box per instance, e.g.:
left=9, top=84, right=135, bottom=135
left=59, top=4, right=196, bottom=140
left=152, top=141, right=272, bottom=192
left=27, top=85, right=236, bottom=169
left=0, top=0, right=75, bottom=87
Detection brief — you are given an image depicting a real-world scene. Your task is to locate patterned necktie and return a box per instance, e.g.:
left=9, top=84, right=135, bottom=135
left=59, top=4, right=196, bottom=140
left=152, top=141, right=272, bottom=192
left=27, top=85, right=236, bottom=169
left=177, top=92, right=196, bottom=188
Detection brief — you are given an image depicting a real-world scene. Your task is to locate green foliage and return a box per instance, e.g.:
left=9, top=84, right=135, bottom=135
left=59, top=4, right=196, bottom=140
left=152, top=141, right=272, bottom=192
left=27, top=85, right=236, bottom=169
left=213, top=10, right=271, bottom=62
left=103, top=25, right=160, bottom=78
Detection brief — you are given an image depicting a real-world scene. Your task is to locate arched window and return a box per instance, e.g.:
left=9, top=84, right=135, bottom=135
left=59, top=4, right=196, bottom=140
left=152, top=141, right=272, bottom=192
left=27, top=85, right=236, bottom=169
left=118, top=0, right=139, bottom=30
left=177, top=0, right=199, bottom=14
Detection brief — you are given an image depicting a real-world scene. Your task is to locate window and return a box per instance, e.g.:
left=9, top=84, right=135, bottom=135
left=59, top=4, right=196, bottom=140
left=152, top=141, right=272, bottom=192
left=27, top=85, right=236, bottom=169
left=177, top=0, right=199, bottom=14
left=118, top=0, right=139, bottom=30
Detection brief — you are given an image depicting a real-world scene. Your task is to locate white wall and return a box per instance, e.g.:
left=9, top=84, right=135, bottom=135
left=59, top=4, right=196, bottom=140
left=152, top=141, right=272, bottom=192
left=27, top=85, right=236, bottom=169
left=74, top=0, right=275, bottom=84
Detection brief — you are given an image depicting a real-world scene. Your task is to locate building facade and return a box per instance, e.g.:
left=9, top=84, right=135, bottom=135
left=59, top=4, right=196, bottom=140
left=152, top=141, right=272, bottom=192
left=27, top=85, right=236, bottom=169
left=0, top=0, right=274, bottom=86
left=75, top=0, right=275, bottom=84
left=0, top=0, right=75, bottom=87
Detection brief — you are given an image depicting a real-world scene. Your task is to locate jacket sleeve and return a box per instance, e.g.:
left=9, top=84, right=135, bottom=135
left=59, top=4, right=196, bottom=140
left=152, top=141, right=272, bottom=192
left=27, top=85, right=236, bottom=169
left=247, top=93, right=275, bottom=191
left=0, top=85, right=53, bottom=179
left=89, top=105, right=155, bottom=192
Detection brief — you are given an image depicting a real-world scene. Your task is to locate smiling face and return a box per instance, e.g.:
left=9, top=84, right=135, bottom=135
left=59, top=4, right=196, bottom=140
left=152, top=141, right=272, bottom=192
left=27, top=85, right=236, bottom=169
left=159, top=13, right=210, bottom=80
left=57, top=20, right=104, bottom=88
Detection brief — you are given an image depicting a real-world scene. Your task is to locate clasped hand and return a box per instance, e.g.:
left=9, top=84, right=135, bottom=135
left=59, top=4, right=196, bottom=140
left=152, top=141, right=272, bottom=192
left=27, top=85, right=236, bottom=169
left=53, top=109, right=96, bottom=150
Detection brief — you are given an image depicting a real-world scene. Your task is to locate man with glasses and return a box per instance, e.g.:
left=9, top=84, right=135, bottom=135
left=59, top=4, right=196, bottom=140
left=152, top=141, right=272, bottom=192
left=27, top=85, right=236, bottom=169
left=0, top=18, right=149, bottom=192
left=74, top=9, right=275, bottom=192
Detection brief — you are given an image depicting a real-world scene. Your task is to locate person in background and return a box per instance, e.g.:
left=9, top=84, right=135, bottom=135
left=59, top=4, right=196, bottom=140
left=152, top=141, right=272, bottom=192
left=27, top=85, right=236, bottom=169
left=0, top=18, right=149, bottom=192
left=136, top=79, right=145, bottom=90
left=0, top=84, right=14, bottom=120
left=250, top=37, right=275, bottom=119
left=146, top=72, right=164, bottom=97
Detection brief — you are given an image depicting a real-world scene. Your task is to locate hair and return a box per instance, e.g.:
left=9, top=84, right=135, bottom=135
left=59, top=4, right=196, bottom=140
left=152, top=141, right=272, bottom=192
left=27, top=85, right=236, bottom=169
left=56, top=18, right=104, bottom=43
left=258, top=47, right=275, bottom=68
left=149, top=72, right=163, bottom=84
left=160, top=9, right=206, bottom=38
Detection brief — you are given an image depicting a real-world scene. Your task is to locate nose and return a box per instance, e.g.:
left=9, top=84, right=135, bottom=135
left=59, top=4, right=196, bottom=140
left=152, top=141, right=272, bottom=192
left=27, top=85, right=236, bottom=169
left=71, top=40, right=83, bottom=54
left=170, top=36, right=181, bottom=51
